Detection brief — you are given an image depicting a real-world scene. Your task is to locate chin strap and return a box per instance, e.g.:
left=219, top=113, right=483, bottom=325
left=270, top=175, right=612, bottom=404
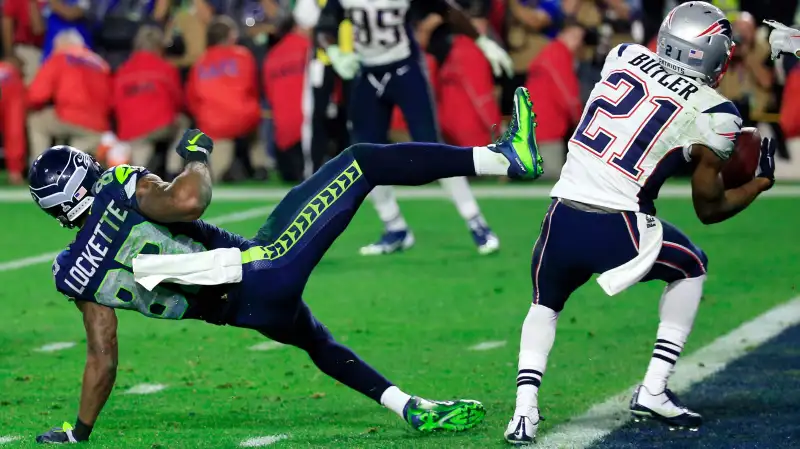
left=64, top=196, right=94, bottom=226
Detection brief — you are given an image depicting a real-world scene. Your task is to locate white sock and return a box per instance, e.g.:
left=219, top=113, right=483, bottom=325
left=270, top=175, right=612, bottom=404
left=515, top=304, right=559, bottom=416
left=642, top=275, right=705, bottom=393
left=369, top=186, right=408, bottom=232
left=438, top=177, right=481, bottom=221
left=472, top=146, right=510, bottom=176
left=380, top=386, right=412, bottom=418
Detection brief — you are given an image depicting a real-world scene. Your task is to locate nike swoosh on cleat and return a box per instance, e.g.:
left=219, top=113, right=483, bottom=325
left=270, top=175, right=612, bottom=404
left=188, top=133, right=203, bottom=144
left=514, top=418, right=526, bottom=439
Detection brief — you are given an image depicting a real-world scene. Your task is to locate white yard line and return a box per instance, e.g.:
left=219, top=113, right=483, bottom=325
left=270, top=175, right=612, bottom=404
left=123, top=383, right=168, bottom=395
left=538, top=296, right=800, bottom=449
left=239, top=435, right=288, bottom=447
left=0, top=436, right=20, bottom=445
left=34, top=342, right=77, bottom=352
left=469, top=340, right=507, bottom=351
left=249, top=341, right=285, bottom=351
left=1, top=185, right=800, bottom=203
left=0, top=205, right=275, bottom=274
left=0, top=252, right=61, bottom=272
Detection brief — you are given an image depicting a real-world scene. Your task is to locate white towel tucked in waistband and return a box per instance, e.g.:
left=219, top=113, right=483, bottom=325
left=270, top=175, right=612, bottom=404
left=133, top=248, right=243, bottom=291
left=596, top=213, right=663, bottom=296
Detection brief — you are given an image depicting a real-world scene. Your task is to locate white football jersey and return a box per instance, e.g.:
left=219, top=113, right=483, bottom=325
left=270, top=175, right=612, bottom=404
left=339, top=0, right=414, bottom=66
left=551, top=44, right=743, bottom=214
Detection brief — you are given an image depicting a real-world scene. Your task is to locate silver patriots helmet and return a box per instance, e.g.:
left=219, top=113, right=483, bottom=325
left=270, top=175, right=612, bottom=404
left=656, top=1, right=734, bottom=86
left=29, top=146, right=103, bottom=228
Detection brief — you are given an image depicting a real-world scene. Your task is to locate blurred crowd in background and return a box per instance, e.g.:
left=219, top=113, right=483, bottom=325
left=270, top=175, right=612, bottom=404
left=0, top=0, right=799, bottom=186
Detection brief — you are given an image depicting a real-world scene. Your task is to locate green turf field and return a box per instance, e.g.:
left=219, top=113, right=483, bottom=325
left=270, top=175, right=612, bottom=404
left=0, top=190, right=797, bottom=448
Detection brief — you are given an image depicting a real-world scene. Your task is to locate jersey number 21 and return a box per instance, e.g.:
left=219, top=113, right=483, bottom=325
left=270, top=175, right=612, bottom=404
left=571, top=70, right=683, bottom=180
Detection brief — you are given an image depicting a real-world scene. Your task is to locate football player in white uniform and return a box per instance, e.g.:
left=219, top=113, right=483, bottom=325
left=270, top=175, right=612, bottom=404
left=316, top=0, right=514, bottom=256
left=504, top=2, right=777, bottom=444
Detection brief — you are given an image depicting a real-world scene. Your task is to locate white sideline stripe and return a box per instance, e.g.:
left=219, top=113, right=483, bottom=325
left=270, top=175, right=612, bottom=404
left=35, top=341, right=76, bottom=352
left=538, top=296, right=800, bottom=449
left=1, top=185, right=800, bottom=202
left=240, top=434, right=288, bottom=447
left=0, top=205, right=275, bottom=274
left=469, top=340, right=507, bottom=351
left=0, top=436, right=20, bottom=445
left=124, top=383, right=167, bottom=395
left=249, top=341, right=285, bottom=351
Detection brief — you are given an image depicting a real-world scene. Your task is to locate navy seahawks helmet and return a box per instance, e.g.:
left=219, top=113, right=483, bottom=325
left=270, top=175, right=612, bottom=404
left=29, top=146, right=103, bottom=228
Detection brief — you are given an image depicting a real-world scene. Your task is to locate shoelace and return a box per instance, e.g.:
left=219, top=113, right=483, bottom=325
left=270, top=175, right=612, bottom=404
left=494, top=120, right=515, bottom=145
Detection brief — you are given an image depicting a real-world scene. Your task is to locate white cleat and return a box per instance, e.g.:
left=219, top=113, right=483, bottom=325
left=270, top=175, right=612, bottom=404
left=469, top=217, right=500, bottom=255
left=359, top=229, right=415, bottom=256
left=630, top=385, right=702, bottom=430
left=504, top=411, right=539, bottom=445
left=476, top=232, right=500, bottom=255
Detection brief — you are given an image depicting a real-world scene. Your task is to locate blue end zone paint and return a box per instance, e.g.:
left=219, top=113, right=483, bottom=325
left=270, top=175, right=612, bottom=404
left=591, top=324, right=800, bottom=448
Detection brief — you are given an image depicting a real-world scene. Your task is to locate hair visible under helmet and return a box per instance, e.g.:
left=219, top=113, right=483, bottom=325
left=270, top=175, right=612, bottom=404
left=656, top=1, right=735, bottom=87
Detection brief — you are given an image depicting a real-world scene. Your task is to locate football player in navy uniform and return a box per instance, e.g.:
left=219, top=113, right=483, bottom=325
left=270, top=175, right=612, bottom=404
left=31, top=87, right=543, bottom=443
left=316, top=0, right=514, bottom=256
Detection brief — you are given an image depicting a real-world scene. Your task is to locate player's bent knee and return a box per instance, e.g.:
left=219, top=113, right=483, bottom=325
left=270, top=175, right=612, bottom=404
left=533, top=291, right=568, bottom=313
left=346, top=143, right=379, bottom=161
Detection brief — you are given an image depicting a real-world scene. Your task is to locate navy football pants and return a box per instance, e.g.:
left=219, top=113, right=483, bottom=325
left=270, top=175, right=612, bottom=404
left=349, top=57, right=440, bottom=144
left=532, top=199, right=708, bottom=312
left=222, top=142, right=476, bottom=402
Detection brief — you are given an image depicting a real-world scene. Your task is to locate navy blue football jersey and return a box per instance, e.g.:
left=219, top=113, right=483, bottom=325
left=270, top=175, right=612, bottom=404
left=52, top=165, right=249, bottom=320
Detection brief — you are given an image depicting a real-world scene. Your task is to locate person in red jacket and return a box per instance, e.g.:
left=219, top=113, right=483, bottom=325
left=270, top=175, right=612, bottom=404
left=781, top=65, right=800, bottom=138
left=113, top=26, right=185, bottom=168
left=263, top=24, right=310, bottom=182
left=524, top=25, right=584, bottom=179
left=438, top=35, right=500, bottom=147
left=27, top=30, right=111, bottom=162
left=0, top=58, right=27, bottom=184
left=1, top=0, right=46, bottom=82
left=186, top=16, right=261, bottom=181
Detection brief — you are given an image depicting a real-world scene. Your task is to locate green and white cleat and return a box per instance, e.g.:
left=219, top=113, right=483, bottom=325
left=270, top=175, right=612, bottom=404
left=491, top=87, right=543, bottom=180
left=403, top=397, right=486, bottom=432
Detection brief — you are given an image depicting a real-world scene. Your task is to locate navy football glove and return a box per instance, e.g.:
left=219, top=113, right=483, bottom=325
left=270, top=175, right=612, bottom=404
left=755, top=137, right=776, bottom=190
left=36, top=422, right=80, bottom=444
left=175, top=129, right=214, bottom=163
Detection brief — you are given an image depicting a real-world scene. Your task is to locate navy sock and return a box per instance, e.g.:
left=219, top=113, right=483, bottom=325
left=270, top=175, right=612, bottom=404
left=306, top=339, right=392, bottom=403
left=267, top=305, right=394, bottom=404
left=349, top=142, right=476, bottom=186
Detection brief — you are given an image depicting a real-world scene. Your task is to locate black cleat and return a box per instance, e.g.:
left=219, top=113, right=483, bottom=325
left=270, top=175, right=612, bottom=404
left=630, top=385, right=703, bottom=430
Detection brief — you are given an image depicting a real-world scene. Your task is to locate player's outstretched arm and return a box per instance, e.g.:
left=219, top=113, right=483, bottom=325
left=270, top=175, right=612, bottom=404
left=136, top=129, right=214, bottom=222
left=76, top=301, right=118, bottom=430
left=36, top=302, right=118, bottom=443
left=690, top=143, right=774, bottom=224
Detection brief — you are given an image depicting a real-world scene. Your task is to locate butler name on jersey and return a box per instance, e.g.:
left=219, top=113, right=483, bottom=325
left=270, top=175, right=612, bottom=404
left=552, top=43, right=743, bottom=214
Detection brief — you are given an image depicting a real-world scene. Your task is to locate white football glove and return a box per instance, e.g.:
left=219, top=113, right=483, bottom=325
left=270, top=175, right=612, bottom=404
left=476, top=35, right=514, bottom=78
left=764, top=20, right=800, bottom=60
left=327, top=45, right=360, bottom=80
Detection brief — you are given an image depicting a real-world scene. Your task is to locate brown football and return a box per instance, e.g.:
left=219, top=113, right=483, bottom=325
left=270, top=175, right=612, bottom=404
left=721, top=127, right=761, bottom=189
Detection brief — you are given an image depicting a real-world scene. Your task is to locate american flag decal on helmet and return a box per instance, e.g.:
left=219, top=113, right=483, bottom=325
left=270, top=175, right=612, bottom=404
left=695, top=19, right=732, bottom=38
left=73, top=186, right=87, bottom=201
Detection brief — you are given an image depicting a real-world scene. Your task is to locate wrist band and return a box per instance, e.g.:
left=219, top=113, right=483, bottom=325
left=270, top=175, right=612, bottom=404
left=186, top=150, right=209, bottom=163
